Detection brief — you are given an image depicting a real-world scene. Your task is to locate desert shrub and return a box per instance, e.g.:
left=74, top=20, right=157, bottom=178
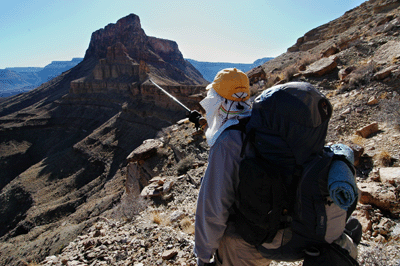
left=263, top=54, right=318, bottom=89
left=282, top=66, right=298, bottom=81
left=263, top=66, right=299, bottom=89
left=151, top=210, right=162, bottom=224
left=150, top=210, right=170, bottom=226
left=177, top=156, right=195, bottom=175
left=180, top=217, right=195, bottom=235
left=376, top=150, right=393, bottom=167
left=342, top=62, right=377, bottom=91
left=298, top=53, right=320, bottom=67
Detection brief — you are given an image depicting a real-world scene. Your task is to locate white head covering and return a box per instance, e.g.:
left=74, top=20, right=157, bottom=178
left=200, top=84, right=252, bottom=147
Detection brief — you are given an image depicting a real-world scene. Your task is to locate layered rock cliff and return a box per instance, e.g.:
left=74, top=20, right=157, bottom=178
left=0, top=13, right=207, bottom=266
left=83, top=13, right=205, bottom=86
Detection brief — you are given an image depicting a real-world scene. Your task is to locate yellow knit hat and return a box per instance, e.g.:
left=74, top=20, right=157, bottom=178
left=210, top=68, right=250, bottom=101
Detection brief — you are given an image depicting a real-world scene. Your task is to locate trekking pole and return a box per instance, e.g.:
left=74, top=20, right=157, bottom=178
left=150, top=79, right=191, bottom=112
left=149, top=79, right=207, bottom=130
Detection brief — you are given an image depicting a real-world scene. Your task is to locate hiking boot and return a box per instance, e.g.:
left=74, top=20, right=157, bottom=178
left=345, top=217, right=362, bottom=245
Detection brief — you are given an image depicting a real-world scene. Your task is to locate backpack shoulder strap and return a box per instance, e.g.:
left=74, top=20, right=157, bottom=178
left=225, top=116, right=250, bottom=132
left=225, top=117, right=251, bottom=157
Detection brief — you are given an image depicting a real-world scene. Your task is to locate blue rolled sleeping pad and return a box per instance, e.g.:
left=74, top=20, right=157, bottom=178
left=328, top=144, right=358, bottom=211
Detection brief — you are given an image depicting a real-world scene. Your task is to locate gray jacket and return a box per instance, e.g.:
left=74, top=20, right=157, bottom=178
left=194, top=129, right=244, bottom=264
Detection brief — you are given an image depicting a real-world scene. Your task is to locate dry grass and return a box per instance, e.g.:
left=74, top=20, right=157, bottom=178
left=341, top=62, right=377, bottom=91
left=263, top=53, right=320, bottom=90
left=150, top=210, right=170, bottom=226
left=180, top=217, right=195, bottom=235
left=298, top=53, right=320, bottom=67
left=151, top=210, right=163, bottom=225
left=375, top=150, right=393, bottom=167
left=282, top=66, right=298, bottom=81
left=264, top=65, right=299, bottom=89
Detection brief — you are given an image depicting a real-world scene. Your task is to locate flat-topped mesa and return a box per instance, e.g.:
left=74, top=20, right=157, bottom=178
left=68, top=13, right=207, bottom=116
left=81, top=13, right=206, bottom=85
left=69, top=41, right=204, bottom=112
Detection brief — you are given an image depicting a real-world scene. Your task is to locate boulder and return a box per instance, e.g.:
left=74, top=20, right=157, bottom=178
left=373, top=65, right=398, bottom=80
left=140, top=184, right=163, bottom=198
left=149, top=176, right=167, bottom=186
left=140, top=176, right=175, bottom=198
left=359, top=182, right=400, bottom=217
left=353, top=206, right=373, bottom=232
left=321, top=45, right=339, bottom=57
left=162, top=248, right=178, bottom=260
left=367, top=96, right=379, bottom=105
left=247, top=66, right=266, bottom=85
left=373, top=40, right=400, bottom=65
left=349, top=144, right=364, bottom=166
left=301, top=56, right=338, bottom=77
left=127, top=139, right=163, bottom=163
left=379, top=167, right=400, bottom=185
left=355, top=122, right=379, bottom=138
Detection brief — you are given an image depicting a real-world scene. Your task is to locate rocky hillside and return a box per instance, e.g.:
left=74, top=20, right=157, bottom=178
left=2, top=0, right=400, bottom=265
left=39, top=118, right=400, bottom=266
left=0, top=14, right=207, bottom=266
left=36, top=0, right=400, bottom=265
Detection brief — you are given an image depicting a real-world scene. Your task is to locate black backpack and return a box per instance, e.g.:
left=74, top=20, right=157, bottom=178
left=231, top=82, right=359, bottom=263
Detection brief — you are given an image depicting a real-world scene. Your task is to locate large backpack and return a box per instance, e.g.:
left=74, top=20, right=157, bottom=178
left=231, top=82, right=359, bottom=263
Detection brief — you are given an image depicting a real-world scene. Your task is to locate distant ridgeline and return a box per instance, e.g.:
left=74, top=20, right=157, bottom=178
left=186, top=57, right=273, bottom=82
left=0, top=57, right=272, bottom=97
left=0, top=58, right=83, bottom=97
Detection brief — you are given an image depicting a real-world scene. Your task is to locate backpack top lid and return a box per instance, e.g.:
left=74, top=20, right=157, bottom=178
left=247, top=82, right=333, bottom=165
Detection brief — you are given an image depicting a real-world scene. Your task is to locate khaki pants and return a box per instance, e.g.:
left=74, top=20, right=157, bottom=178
left=216, top=223, right=272, bottom=266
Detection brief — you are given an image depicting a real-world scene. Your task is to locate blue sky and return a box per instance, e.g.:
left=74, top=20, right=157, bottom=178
left=1, top=0, right=366, bottom=69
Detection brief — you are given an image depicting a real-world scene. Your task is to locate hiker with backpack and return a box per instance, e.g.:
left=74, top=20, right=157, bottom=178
left=193, top=68, right=361, bottom=266
left=193, top=68, right=271, bottom=265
